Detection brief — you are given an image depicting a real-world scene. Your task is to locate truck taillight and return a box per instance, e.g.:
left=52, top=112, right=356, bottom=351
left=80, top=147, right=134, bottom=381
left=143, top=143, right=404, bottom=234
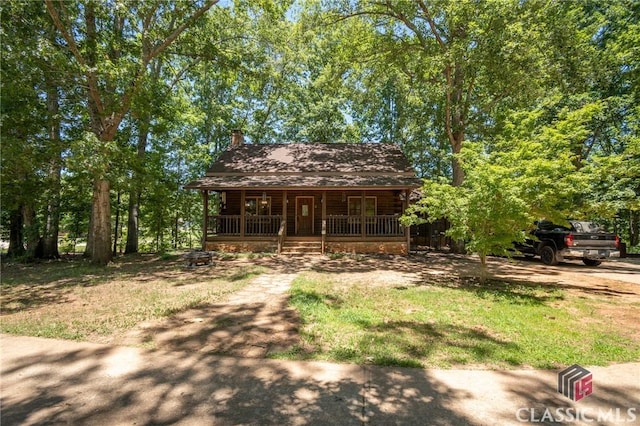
left=615, top=235, right=620, bottom=249
left=565, top=233, right=575, bottom=246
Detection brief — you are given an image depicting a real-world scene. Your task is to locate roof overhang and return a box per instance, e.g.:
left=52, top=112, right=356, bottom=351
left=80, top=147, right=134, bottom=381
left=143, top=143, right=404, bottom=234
left=184, top=174, right=423, bottom=191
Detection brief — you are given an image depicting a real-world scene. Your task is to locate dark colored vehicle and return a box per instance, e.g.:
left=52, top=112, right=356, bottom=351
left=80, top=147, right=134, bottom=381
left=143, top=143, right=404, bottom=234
left=517, top=220, right=620, bottom=266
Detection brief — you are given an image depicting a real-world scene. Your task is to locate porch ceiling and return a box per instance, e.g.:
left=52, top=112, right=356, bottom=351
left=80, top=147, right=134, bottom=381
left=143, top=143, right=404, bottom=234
left=184, top=174, right=423, bottom=190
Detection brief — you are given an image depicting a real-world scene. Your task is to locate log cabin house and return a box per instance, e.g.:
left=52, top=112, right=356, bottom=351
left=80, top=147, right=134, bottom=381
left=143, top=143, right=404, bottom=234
left=185, top=131, right=422, bottom=254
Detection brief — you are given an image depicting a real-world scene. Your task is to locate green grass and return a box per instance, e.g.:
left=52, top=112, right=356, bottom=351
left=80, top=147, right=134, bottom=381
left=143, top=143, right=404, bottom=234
left=276, top=272, right=640, bottom=369
left=3, top=253, right=638, bottom=369
left=0, top=254, right=265, bottom=341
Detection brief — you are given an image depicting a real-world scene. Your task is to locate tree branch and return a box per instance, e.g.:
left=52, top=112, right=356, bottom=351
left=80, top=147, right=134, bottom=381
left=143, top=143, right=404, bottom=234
left=169, top=58, right=202, bottom=89
left=144, top=0, right=219, bottom=63
left=417, top=0, right=447, bottom=51
left=381, top=1, right=429, bottom=51
left=444, top=65, right=456, bottom=147
left=44, top=0, right=86, bottom=67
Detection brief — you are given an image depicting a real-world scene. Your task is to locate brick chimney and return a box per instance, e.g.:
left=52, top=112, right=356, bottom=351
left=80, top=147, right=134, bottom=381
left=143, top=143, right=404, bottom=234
left=231, top=129, right=244, bottom=148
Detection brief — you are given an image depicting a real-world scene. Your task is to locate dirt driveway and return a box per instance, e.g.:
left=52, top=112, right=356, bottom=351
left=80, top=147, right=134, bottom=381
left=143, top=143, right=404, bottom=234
left=563, top=257, right=640, bottom=285
left=113, top=253, right=640, bottom=358
left=427, top=254, right=640, bottom=287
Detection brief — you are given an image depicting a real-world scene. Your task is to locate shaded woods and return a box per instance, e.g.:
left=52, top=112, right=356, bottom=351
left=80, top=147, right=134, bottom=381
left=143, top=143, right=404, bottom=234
left=2, top=1, right=638, bottom=263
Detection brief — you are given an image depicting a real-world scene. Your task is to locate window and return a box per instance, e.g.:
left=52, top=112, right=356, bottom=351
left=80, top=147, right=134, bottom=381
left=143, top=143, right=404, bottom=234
left=348, top=196, right=376, bottom=216
left=245, top=197, right=271, bottom=215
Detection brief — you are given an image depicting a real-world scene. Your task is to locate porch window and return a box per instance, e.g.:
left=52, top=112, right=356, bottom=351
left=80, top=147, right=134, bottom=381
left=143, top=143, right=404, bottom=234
left=348, top=196, right=376, bottom=216
left=245, top=197, right=271, bottom=215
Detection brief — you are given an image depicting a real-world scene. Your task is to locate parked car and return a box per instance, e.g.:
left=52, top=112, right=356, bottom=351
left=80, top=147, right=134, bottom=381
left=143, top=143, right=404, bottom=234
left=516, top=220, right=620, bottom=266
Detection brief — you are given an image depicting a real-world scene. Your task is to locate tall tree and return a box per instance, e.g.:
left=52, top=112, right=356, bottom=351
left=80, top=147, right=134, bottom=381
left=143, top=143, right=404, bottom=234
left=1, top=0, right=61, bottom=258
left=331, top=0, right=552, bottom=185
left=124, top=56, right=163, bottom=254
left=45, top=0, right=218, bottom=264
left=122, top=2, right=283, bottom=253
left=402, top=104, right=598, bottom=280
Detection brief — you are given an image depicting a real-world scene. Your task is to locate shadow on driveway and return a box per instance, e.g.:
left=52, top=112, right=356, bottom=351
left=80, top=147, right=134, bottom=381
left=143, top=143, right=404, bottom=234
left=1, top=335, right=477, bottom=425
left=3, top=335, right=638, bottom=425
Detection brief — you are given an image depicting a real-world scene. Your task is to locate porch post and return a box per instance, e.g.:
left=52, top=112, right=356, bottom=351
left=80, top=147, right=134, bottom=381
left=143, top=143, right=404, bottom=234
left=282, top=190, right=287, bottom=237
left=361, top=190, right=366, bottom=239
left=240, top=189, right=245, bottom=238
left=202, top=190, right=208, bottom=250
left=322, top=190, right=327, bottom=254
left=404, top=189, right=410, bottom=255
left=322, top=191, right=327, bottom=224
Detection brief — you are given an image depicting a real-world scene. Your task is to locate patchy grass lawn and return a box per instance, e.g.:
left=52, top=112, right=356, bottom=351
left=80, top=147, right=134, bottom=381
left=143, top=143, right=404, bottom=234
left=278, top=270, right=640, bottom=369
left=0, top=254, right=265, bottom=342
left=2, top=252, right=639, bottom=370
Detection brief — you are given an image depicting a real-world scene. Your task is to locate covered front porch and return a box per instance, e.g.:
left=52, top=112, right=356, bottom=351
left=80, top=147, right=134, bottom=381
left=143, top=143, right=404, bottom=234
left=201, top=189, right=410, bottom=254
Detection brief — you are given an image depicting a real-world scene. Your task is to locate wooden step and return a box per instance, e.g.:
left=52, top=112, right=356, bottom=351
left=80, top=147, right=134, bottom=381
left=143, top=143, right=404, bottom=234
left=281, top=241, right=322, bottom=254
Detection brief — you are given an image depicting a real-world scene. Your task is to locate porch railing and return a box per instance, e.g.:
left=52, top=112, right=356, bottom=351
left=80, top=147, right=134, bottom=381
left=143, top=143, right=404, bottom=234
left=207, top=215, right=241, bottom=236
left=207, top=215, right=283, bottom=237
left=327, top=215, right=404, bottom=236
left=207, top=214, right=403, bottom=238
left=245, top=215, right=283, bottom=236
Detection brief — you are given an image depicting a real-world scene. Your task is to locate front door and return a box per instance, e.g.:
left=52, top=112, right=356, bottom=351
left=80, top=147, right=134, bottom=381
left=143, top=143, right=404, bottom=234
left=296, top=196, right=314, bottom=235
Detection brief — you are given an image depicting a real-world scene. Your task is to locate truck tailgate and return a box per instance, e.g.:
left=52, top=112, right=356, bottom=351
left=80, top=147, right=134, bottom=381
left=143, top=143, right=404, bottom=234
left=571, top=233, right=618, bottom=249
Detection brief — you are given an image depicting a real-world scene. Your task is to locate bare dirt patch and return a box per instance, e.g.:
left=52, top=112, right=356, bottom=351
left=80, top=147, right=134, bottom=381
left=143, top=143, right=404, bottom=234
left=1, top=254, right=268, bottom=342
left=112, top=274, right=302, bottom=357
left=110, top=256, right=323, bottom=357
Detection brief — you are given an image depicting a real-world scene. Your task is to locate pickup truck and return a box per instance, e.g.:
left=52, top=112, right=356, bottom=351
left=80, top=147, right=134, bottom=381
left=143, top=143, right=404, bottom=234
left=516, top=220, right=620, bottom=266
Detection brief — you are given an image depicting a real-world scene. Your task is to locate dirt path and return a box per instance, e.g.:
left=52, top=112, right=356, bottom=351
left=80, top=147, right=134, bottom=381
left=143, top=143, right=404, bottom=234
left=114, top=256, right=321, bottom=357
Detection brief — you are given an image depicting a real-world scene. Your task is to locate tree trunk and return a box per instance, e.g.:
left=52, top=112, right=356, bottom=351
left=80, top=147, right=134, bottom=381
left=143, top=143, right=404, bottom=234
left=42, top=172, right=61, bottom=258
left=113, top=190, right=121, bottom=256
left=42, top=79, right=62, bottom=258
left=23, top=203, right=40, bottom=258
left=447, top=62, right=466, bottom=254
left=7, top=207, right=25, bottom=258
left=449, top=61, right=466, bottom=188
left=449, top=133, right=466, bottom=254
left=45, top=0, right=218, bottom=262
left=451, top=136, right=464, bottom=187
left=125, top=192, right=140, bottom=254
left=479, top=253, right=488, bottom=284
left=174, top=212, right=179, bottom=249
left=631, top=209, right=639, bottom=247
left=90, top=179, right=112, bottom=265
left=125, top=114, right=150, bottom=254
left=84, top=211, right=93, bottom=257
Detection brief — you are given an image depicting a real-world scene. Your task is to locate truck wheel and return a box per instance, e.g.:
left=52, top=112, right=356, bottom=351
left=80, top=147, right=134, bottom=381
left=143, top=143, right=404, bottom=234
left=540, top=245, right=558, bottom=266
left=582, top=258, right=602, bottom=267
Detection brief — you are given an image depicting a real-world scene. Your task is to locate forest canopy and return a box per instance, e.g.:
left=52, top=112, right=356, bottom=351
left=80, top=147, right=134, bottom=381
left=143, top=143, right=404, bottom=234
left=1, top=0, right=638, bottom=263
